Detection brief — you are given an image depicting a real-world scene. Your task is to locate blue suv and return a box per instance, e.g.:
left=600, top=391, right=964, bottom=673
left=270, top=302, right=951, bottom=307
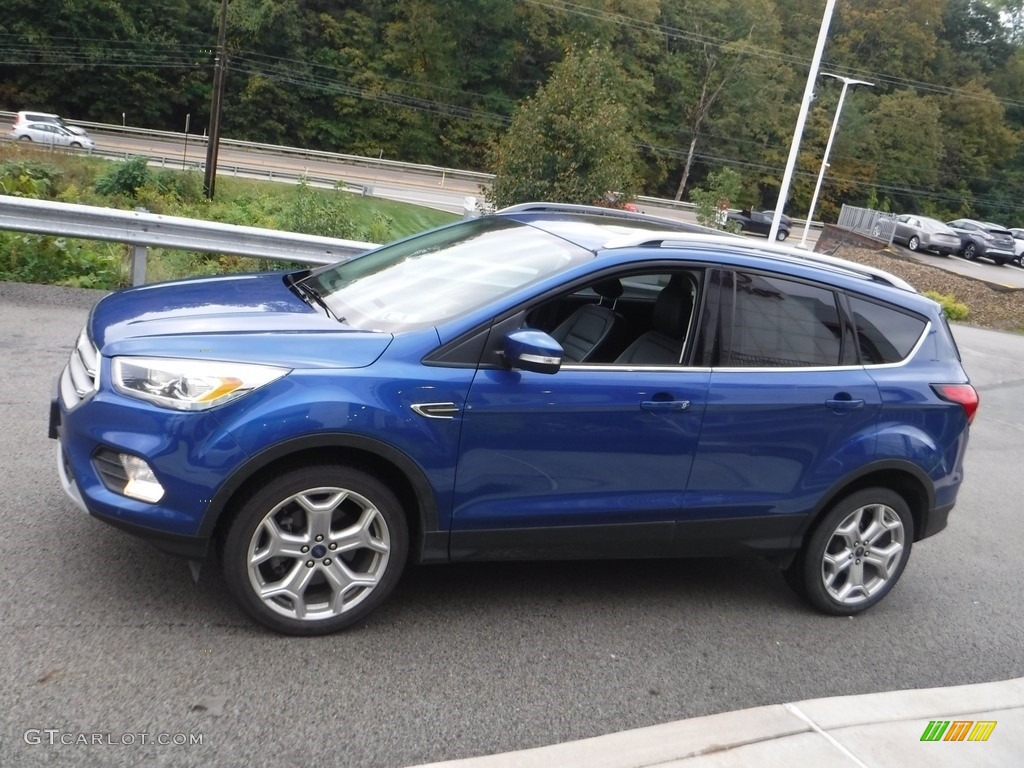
left=50, top=204, right=978, bottom=635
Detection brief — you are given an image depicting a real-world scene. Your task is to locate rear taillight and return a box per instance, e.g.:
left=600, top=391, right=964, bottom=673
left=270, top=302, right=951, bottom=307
left=932, top=383, right=979, bottom=425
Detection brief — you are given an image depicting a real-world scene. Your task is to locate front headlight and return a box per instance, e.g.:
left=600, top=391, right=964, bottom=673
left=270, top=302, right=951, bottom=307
left=112, top=357, right=289, bottom=411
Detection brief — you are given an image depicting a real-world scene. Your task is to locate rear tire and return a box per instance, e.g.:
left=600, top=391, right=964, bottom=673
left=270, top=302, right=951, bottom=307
left=222, top=463, right=408, bottom=635
left=785, top=488, right=913, bottom=615
left=908, top=236, right=920, bottom=251
left=963, top=243, right=977, bottom=260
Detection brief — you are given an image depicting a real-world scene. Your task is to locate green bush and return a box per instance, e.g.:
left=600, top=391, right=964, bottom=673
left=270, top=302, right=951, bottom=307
left=94, top=156, right=153, bottom=198
left=0, top=232, right=127, bottom=288
left=0, top=159, right=63, bottom=197
left=364, top=212, right=395, bottom=244
left=923, top=290, right=969, bottom=321
left=690, top=168, right=744, bottom=232
left=280, top=178, right=360, bottom=239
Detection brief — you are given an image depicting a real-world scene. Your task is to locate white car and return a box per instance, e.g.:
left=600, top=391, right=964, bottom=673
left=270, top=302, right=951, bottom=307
left=10, top=121, right=95, bottom=150
left=1009, top=228, right=1024, bottom=266
left=14, top=110, right=89, bottom=136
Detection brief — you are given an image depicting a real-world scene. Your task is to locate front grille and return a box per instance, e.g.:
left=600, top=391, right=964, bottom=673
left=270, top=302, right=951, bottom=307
left=60, top=327, right=100, bottom=409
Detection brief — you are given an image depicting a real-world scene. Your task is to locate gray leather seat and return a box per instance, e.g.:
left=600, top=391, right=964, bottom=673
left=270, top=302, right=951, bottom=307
left=550, top=279, right=623, bottom=362
left=614, top=278, right=694, bottom=365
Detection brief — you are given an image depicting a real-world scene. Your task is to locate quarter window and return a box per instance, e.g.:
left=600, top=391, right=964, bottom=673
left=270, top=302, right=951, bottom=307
left=849, top=297, right=926, bottom=364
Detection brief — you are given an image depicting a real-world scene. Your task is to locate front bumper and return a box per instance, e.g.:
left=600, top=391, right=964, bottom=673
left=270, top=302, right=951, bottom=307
left=53, top=433, right=214, bottom=560
left=49, top=376, right=239, bottom=560
left=980, top=246, right=1016, bottom=262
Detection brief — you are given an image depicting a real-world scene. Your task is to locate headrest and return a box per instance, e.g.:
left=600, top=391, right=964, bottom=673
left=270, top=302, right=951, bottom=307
left=652, top=279, right=694, bottom=337
left=593, top=278, right=623, bottom=301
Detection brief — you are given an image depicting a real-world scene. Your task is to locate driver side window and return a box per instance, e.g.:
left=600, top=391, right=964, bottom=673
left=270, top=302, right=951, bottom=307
left=526, top=270, right=701, bottom=366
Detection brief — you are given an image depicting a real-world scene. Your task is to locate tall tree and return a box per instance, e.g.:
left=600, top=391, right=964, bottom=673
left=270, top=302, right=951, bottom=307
left=487, top=44, right=645, bottom=208
left=863, top=90, right=944, bottom=213
left=650, top=0, right=784, bottom=200
left=830, top=0, right=943, bottom=80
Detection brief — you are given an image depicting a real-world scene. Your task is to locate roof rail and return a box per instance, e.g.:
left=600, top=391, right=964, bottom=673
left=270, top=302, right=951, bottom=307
left=600, top=232, right=916, bottom=292
left=496, top=201, right=721, bottom=235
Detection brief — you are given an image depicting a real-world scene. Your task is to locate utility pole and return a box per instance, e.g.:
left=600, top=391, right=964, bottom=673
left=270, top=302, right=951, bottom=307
left=203, top=0, right=229, bottom=199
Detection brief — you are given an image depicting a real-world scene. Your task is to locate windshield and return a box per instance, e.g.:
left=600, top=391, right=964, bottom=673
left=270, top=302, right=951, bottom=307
left=300, top=218, right=592, bottom=331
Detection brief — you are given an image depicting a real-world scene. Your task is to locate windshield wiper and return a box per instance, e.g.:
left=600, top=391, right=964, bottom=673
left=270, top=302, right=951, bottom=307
left=289, top=275, right=340, bottom=321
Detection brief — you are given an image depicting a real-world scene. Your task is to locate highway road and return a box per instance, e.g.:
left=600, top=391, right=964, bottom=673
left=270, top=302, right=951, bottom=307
left=90, top=129, right=486, bottom=216
left=0, top=281, right=1021, bottom=768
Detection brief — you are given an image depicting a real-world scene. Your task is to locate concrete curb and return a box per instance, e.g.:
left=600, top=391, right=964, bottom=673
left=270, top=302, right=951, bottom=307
left=412, top=677, right=1024, bottom=768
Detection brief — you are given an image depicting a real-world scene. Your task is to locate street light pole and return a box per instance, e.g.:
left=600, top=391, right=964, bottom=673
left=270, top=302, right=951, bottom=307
left=768, top=0, right=837, bottom=243
left=798, top=73, right=873, bottom=249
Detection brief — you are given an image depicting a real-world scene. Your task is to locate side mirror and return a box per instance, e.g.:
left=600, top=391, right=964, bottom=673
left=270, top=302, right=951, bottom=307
left=503, top=329, right=563, bottom=374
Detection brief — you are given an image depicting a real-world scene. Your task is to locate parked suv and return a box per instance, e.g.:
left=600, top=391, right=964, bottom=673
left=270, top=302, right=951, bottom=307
left=50, top=204, right=978, bottom=635
left=946, top=218, right=1016, bottom=265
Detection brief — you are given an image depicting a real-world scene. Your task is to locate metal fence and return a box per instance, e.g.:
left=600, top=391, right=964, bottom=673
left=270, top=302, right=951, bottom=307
left=0, top=195, right=378, bottom=285
left=837, top=205, right=894, bottom=242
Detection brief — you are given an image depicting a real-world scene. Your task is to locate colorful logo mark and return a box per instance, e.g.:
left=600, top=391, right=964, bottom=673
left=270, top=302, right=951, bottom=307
left=920, top=720, right=997, bottom=742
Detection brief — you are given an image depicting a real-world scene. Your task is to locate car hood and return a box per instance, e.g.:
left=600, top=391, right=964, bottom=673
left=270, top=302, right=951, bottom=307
left=90, top=272, right=393, bottom=368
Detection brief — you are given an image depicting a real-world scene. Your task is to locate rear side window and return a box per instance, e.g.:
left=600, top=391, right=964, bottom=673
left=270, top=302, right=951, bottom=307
left=849, top=297, right=926, bottom=364
left=713, top=271, right=845, bottom=367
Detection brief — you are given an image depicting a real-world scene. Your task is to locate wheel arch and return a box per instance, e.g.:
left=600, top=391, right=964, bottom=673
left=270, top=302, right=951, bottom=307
left=200, top=433, right=443, bottom=565
left=798, top=461, right=934, bottom=546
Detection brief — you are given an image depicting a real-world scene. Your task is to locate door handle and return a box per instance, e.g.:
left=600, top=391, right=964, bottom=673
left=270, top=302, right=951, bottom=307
left=640, top=400, right=691, bottom=412
left=826, top=398, right=865, bottom=412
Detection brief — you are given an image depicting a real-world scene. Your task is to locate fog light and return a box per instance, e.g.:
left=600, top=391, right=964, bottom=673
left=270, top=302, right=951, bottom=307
left=119, top=454, right=165, bottom=503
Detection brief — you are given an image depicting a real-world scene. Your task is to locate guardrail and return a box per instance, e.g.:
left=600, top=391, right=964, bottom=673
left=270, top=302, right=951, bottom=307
left=0, top=195, right=377, bottom=285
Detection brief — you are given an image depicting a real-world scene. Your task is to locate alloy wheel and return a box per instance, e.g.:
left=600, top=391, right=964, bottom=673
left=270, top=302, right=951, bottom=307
left=820, top=502, right=905, bottom=606
left=246, top=485, right=392, bottom=621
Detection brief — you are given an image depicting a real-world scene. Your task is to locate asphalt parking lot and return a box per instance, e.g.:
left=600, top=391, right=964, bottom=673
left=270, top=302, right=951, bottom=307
left=0, top=280, right=1021, bottom=768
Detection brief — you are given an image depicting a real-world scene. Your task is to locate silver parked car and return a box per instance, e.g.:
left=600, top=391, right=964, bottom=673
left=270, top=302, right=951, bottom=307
left=890, top=214, right=961, bottom=256
left=10, top=121, right=95, bottom=150
left=946, top=219, right=1017, bottom=265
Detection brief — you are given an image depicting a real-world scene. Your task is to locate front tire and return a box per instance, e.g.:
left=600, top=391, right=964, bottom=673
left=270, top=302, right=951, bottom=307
left=963, top=243, right=977, bottom=260
left=775, top=229, right=788, bottom=241
left=222, top=464, right=408, bottom=635
left=786, top=488, right=913, bottom=615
